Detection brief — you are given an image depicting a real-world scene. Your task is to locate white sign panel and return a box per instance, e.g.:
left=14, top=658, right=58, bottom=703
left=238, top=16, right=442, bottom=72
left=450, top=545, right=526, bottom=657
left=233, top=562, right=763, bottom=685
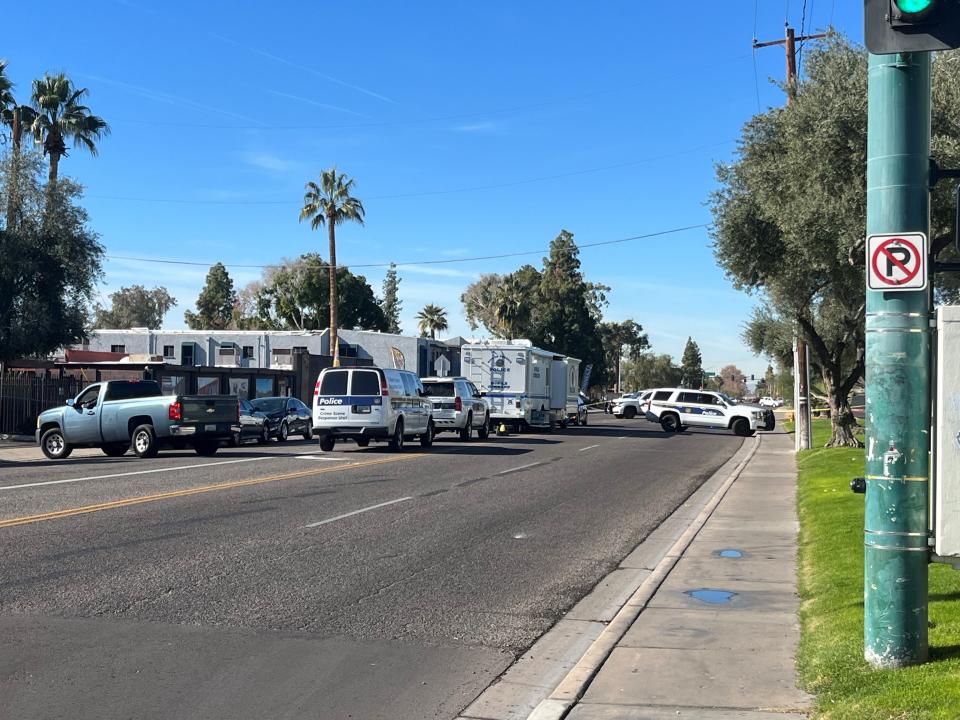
left=866, top=232, right=927, bottom=291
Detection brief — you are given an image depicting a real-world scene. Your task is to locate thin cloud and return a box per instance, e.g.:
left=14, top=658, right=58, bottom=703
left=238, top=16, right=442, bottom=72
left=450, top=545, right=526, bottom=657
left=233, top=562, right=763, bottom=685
left=397, top=265, right=479, bottom=279
left=264, top=89, right=374, bottom=119
left=455, top=121, right=496, bottom=133
left=241, top=151, right=301, bottom=173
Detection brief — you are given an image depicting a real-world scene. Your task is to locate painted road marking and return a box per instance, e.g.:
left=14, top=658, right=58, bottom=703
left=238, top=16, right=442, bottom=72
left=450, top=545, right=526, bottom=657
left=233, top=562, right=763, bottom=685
left=295, top=455, right=349, bottom=461
left=496, top=461, right=544, bottom=476
left=0, top=454, right=423, bottom=529
left=579, top=444, right=600, bottom=452
left=302, top=496, right=413, bottom=528
left=0, top=456, right=271, bottom=491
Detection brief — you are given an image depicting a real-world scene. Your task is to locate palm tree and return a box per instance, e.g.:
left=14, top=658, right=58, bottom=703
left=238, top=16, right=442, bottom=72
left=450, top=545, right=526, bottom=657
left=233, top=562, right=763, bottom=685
left=28, top=73, right=109, bottom=185
left=299, top=168, right=365, bottom=361
left=494, top=277, right=526, bottom=339
left=416, top=304, right=449, bottom=339
left=0, top=61, right=37, bottom=227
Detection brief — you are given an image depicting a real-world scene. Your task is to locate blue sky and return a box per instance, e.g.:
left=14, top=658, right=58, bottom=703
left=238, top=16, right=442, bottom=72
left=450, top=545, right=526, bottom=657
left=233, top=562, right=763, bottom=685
left=3, top=1, right=863, bottom=377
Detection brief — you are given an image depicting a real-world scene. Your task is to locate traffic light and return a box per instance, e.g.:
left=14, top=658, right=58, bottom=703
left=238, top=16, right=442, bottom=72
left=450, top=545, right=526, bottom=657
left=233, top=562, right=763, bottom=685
left=865, top=0, right=960, bottom=54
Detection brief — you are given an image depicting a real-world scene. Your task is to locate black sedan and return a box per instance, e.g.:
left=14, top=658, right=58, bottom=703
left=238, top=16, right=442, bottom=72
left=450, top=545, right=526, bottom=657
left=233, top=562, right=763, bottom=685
left=230, top=398, right=270, bottom=446
left=250, top=396, right=314, bottom=442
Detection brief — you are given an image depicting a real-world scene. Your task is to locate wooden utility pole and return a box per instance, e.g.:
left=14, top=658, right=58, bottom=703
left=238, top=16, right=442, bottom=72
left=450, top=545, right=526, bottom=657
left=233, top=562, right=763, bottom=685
left=753, top=25, right=827, bottom=450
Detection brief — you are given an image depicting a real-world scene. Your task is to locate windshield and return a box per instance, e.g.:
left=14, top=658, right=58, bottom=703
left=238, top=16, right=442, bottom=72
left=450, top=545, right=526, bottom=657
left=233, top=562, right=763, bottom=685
left=250, top=398, right=286, bottom=413
left=719, top=393, right=739, bottom=405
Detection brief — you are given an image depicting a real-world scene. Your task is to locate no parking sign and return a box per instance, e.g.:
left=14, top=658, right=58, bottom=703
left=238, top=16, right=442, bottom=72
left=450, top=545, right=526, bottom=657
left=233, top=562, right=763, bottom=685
left=866, top=233, right=928, bottom=292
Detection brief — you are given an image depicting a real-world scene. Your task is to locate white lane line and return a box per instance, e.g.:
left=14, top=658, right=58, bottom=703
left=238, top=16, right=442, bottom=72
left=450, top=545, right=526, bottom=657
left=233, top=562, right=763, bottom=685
left=295, top=455, right=349, bottom=461
left=302, top=496, right=413, bottom=528
left=496, top=461, right=544, bottom=476
left=1, top=456, right=276, bottom=491
left=578, top=444, right=600, bottom=452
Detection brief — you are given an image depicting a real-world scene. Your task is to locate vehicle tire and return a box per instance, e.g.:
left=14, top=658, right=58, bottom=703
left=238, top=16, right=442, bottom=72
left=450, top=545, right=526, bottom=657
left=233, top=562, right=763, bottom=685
left=101, top=444, right=128, bottom=457
left=459, top=413, right=473, bottom=441
left=277, top=421, right=289, bottom=443
left=477, top=415, right=490, bottom=439
left=40, top=428, right=72, bottom=460
left=732, top=418, right=755, bottom=437
left=660, top=413, right=680, bottom=434
left=228, top=431, right=241, bottom=448
left=420, top=420, right=435, bottom=448
left=131, top=424, right=159, bottom=458
left=303, top=425, right=314, bottom=441
left=623, top=406, right=637, bottom=420
left=389, top=419, right=405, bottom=452
left=194, top=439, right=219, bottom=456
left=319, top=436, right=335, bottom=452
left=581, top=410, right=588, bottom=427
left=257, top=426, right=269, bottom=444
left=356, top=437, right=370, bottom=448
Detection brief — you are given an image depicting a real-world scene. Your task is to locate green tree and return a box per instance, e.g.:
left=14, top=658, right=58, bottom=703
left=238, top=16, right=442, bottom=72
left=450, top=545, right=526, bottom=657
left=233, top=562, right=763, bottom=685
left=0, top=61, right=37, bottom=229
left=185, top=263, right=236, bottom=329
left=535, top=230, right=606, bottom=381
left=599, top=320, right=649, bottom=389
left=380, top=262, right=402, bottom=334
left=416, top=303, right=448, bottom=339
left=680, top=337, right=703, bottom=388
left=93, top=285, right=176, bottom=329
left=621, top=353, right=682, bottom=391
left=28, top=73, right=109, bottom=186
left=0, top=151, right=103, bottom=362
left=461, top=273, right=504, bottom=335
left=298, top=168, right=365, bottom=358
left=254, top=254, right=387, bottom=332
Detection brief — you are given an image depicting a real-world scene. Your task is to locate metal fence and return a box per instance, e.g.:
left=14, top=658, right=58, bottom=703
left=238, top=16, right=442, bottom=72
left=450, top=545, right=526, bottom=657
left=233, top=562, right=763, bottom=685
left=0, top=375, right=83, bottom=435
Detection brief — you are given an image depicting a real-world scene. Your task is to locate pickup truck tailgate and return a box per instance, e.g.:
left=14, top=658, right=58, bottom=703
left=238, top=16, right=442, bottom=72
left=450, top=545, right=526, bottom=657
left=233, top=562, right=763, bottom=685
left=180, top=396, right=237, bottom=424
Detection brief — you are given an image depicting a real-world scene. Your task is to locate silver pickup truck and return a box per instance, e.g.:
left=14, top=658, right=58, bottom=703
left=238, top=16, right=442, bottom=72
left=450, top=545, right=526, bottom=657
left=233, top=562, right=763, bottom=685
left=36, top=380, right=240, bottom=460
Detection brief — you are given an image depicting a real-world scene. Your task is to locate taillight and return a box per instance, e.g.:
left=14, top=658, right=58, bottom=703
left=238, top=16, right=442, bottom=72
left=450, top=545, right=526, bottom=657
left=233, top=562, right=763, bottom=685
left=314, top=379, right=321, bottom=396
left=168, top=401, right=182, bottom=422
left=454, top=396, right=462, bottom=412
left=380, top=374, right=389, bottom=397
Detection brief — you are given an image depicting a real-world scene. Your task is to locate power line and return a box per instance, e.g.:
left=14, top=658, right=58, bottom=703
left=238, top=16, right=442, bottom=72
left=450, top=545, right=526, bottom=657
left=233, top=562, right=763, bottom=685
left=86, top=140, right=732, bottom=206
left=103, top=222, right=709, bottom=272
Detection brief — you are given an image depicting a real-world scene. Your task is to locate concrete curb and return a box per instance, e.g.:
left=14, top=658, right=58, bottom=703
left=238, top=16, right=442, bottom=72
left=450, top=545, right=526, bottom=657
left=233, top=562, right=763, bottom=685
left=457, top=434, right=762, bottom=720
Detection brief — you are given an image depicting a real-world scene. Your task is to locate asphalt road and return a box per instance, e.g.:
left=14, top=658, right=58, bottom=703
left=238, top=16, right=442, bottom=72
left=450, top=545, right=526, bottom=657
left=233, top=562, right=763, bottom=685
left=0, top=416, right=744, bottom=720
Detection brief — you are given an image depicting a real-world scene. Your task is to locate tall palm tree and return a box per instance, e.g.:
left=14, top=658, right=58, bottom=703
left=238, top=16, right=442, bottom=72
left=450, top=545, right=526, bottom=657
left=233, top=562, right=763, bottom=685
left=0, top=61, right=36, bottom=227
left=28, top=72, right=109, bottom=185
left=494, top=277, right=526, bottom=339
left=299, top=168, right=365, bottom=361
left=416, top=304, right=449, bottom=339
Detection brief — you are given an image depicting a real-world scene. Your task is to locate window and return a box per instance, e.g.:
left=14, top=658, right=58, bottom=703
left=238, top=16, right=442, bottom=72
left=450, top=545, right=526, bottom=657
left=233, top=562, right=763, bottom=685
left=110, top=345, right=126, bottom=354
left=104, top=381, right=161, bottom=401
left=161, top=375, right=185, bottom=396
left=653, top=390, right=673, bottom=401
left=401, top=373, right=419, bottom=397
left=351, top=370, right=380, bottom=396
left=469, top=382, right=481, bottom=397
left=677, top=392, right=699, bottom=403
left=255, top=377, right=274, bottom=397
left=229, top=378, right=249, bottom=399
left=422, top=382, right=455, bottom=397
left=163, top=345, right=175, bottom=358
left=197, top=376, right=220, bottom=395
left=697, top=393, right=719, bottom=405
left=75, top=385, right=101, bottom=408
left=242, top=346, right=254, bottom=360
left=181, top=343, right=195, bottom=366
left=292, top=345, right=307, bottom=353
left=319, top=370, right=349, bottom=395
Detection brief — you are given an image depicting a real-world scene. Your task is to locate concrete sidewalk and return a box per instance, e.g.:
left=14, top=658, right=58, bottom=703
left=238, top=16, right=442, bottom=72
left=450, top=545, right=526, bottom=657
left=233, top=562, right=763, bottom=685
left=458, top=428, right=811, bottom=720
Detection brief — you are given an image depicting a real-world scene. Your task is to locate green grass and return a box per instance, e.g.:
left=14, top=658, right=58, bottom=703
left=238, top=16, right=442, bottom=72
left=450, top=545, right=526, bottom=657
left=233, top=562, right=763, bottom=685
left=795, top=419, right=960, bottom=719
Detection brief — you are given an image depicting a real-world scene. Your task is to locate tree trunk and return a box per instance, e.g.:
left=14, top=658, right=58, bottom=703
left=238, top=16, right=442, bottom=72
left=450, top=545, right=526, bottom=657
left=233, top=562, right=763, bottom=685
left=48, top=151, right=60, bottom=185
left=5, top=107, right=21, bottom=229
left=327, top=217, right=338, bottom=362
left=823, top=368, right=863, bottom=448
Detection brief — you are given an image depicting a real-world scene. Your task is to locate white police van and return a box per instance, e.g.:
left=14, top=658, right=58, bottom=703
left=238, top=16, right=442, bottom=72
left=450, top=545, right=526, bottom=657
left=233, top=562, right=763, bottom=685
left=312, top=366, right=434, bottom=452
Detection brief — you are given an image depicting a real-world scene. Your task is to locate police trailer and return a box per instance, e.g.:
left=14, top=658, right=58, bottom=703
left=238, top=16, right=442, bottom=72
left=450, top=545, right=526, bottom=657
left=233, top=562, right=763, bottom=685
left=462, top=340, right=577, bottom=431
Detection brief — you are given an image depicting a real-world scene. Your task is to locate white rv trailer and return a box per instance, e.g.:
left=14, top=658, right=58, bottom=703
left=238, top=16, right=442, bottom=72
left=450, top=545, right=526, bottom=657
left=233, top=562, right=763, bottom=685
left=462, top=340, right=574, bottom=430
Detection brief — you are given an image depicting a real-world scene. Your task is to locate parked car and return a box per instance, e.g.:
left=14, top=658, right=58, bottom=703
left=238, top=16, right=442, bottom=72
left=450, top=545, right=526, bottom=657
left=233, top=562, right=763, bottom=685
left=250, top=396, right=313, bottom=442
left=759, top=396, right=778, bottom=408
left=312, top=366, right=434, bottom=452
left=612, top=391, right=650, bottom=419
left=36, top=380, right=239, bottom=459
left=567, top=393, right=589, bottom=426
left=420, top=376, right=490, bottom=440
left=642, top=388, right=774, bottom=437
left=229, top=398, right=270, bottom=446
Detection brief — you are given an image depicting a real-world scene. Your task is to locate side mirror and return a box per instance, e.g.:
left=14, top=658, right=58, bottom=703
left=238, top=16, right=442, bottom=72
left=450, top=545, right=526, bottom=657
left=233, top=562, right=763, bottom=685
left=479, top=391, right=487, bottom=397
left=66, top=399, right=75, bottom=407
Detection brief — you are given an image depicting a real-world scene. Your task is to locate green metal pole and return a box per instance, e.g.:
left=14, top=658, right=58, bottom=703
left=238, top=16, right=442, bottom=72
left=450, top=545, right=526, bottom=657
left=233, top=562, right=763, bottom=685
left=864, top=50, right=931, bottom=668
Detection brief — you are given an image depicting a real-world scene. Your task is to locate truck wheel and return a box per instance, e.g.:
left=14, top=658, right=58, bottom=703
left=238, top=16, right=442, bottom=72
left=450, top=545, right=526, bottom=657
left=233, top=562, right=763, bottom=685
left=581, top=410, right=588, bottom=426
left=459, top=413, right=473, bottom=441
left=277, top=422, right=289, bottom=443
left=102, top=444, right=128, bottom=457
left=356, top=437, right=370, bottom=448
left=319, top=436, right=335, bottom=452
left=477, top=415, right=490, bottom=439
left=732, top=418, right=755, bottom=437
left=130, top=424, right=159, bottom=458
left=194, top=439, right=219, bottom=456
left=303, top=425, right=314, bottom=441
left=41, top=428, right=72, bottom=460
left=420, top=420, right=435, bottom=448
left=228, top=431, right=241, bottom=448
left=623, top=406, right=637, bottom=419
left=660, top=413, right=680, bottom=433
left=389, top=419, right=405, bottom=452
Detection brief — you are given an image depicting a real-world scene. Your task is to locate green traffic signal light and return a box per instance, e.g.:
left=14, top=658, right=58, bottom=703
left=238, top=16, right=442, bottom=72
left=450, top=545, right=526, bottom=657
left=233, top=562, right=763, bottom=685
left=893, top=0, right=935, bottom=18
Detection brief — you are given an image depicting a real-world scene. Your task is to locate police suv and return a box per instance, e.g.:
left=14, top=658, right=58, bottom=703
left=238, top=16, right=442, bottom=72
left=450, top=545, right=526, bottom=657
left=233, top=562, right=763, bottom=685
left=312, top=366, right=434, bottom=452
left=642, top=388, right=775, bottom=437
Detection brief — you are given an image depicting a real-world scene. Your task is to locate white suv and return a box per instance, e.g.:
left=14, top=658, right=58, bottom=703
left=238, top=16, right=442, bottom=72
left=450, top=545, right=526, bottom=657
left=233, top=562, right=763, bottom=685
left=421, top=376, right=491, bottom=440
left=643, top=388, right=772, bottom=437
left=612, top=390, right=650, bottom=419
